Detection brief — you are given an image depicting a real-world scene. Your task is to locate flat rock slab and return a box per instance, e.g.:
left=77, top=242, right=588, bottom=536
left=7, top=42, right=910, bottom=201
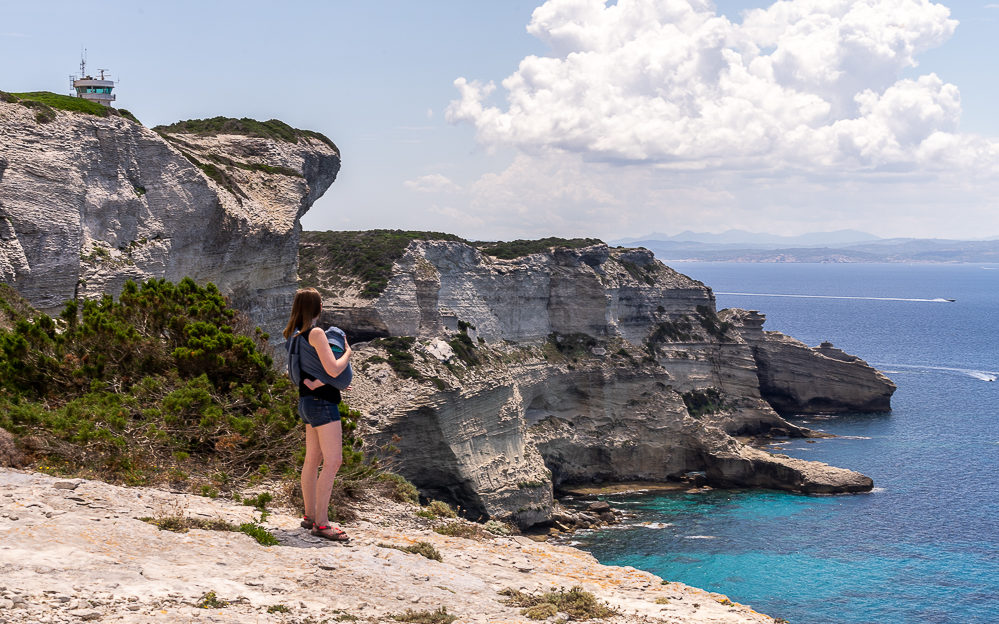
left=0, top=468, right=778, bottom=623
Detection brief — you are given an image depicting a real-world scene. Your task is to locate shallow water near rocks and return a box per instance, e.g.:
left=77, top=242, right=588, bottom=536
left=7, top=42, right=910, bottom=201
left=571, top=262, right=999, bottom=624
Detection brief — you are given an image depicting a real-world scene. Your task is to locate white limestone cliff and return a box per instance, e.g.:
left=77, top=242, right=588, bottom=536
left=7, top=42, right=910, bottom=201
left=328, top=241, right=890, bottom=527
left=0, top=101, right=340, bottom=336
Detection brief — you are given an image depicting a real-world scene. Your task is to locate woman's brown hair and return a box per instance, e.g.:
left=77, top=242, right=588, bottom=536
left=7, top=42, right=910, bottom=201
left=283, top=288, right=322, bottom=340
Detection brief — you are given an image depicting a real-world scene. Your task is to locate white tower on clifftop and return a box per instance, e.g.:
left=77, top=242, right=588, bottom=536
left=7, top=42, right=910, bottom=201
left=70, top=52, right=115, bottom=106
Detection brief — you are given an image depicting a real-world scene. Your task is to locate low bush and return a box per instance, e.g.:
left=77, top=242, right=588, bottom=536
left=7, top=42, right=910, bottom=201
left=380, top=540, right=443, bottom=562
left=499, top=586, right=616, bottom=620
left=391, top=607, right=456, bottom=624
left=433, top=521, right=490, bottom=540
left=0, top=278, right=373, bottom=494
left=681, top=388, right=724, bottom=418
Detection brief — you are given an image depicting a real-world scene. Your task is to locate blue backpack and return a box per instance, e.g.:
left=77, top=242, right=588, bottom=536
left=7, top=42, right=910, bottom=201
left=287, top=326, right=353, bottom=390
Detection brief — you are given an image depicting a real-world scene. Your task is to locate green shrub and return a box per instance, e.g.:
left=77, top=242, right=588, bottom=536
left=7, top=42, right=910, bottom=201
left=545, top=332, right=597, bottom=361
left=380, top=541, right=443, bottom=561
left=196, top=591, right=228, bottom=609
left=378, top=472, right=419, bottom=504
left=391, top=607, right=456, bottom=624
left=0, top=279, right=372, bottom=492
left=647, top=316, right=694, bottom=345
left=499, top=586, right=616, bottom=620
left=424, top=500, right=457, bottom=518
left=695, top=305, right=732, bottom=340
left=681, top=388, right=724, bottom=418
left=371, top=336, right=422, bottom=380
left=117, top=108, right=141, bottom=124
left=433, top=521, right=490, bottom=540
left=448, top=322, right=480, bottom=366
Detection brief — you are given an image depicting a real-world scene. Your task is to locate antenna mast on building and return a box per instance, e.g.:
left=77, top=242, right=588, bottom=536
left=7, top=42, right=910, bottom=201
left=70, top=49, right=116, bottom=107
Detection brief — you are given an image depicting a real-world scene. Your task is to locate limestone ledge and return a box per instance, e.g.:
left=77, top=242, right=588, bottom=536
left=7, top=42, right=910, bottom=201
left=0, top=468, right=780, bottom=624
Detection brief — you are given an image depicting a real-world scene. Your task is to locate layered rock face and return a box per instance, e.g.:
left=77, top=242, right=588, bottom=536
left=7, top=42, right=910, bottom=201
left=723, top=309, right=896, bottom=414
left=0, top=102, right=339, bottom=335
left=335, top=240, right=887, bottom=526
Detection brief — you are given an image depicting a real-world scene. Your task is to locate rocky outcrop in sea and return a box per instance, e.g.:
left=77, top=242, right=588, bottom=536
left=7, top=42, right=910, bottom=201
left=0, top=100, right=339, bottom=336
left=319, top=240, right=895, bottom=527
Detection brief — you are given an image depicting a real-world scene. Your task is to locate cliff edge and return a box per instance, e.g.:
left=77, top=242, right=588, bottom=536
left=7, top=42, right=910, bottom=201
left=307, top=236, right=893, bottom=527
left=0, top=95, right=340, bottom=336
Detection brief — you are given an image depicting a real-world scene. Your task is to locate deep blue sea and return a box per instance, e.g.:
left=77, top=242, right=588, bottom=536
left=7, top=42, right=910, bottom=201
left=571, top=263, right=999, bottom=624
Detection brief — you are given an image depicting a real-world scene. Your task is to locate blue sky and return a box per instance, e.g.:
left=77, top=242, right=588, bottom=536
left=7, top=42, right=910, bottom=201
left=3, top=1, right=998, bottom=240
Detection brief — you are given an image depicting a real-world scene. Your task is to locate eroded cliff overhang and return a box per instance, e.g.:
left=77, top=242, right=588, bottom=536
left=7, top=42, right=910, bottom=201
left=0, top=102, right=340, bottom=336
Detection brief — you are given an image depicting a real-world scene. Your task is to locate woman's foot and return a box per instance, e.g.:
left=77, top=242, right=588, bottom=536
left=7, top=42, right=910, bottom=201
left=300, top=515, right=314, bottom=529
left=311, top=524, right=350, bottom=542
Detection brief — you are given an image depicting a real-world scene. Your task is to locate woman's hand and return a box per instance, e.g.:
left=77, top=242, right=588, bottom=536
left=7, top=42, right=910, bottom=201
left=303, top=378, right=325, bottom=391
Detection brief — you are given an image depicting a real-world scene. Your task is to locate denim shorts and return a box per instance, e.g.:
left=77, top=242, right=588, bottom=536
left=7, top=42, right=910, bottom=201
left=298, top=395, right=341, bottom=427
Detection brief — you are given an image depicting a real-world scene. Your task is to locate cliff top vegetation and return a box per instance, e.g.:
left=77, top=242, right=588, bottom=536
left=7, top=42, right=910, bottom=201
left=300, top=231, right=609, bottom=299
left=300, top=230, right=465, bottom=298
left=1, top=90, right=140, bottom=124
left=476, top=237, right=604, bottom=259
left=154, top=116, right=338, bottom=152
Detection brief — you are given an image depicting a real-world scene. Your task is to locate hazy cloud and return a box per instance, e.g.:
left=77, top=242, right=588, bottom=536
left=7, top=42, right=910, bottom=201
left=404, top=173, right=461, bottom=193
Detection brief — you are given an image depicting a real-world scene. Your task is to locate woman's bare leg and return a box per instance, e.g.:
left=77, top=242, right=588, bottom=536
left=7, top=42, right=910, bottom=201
left=301, top=424, right=322, bottom=521
left=312, top=420, right=343, bottom=526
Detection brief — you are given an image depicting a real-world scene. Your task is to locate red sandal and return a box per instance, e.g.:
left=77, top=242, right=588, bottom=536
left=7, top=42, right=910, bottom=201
left=301, top=515, right=314, bottom=530
left=311, top=524, right=350, bottom=542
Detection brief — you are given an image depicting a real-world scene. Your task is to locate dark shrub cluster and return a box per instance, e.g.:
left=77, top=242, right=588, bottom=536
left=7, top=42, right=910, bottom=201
left=0, top=278, right=369, bottom=488
left=681, top=387, right=724, bottom=418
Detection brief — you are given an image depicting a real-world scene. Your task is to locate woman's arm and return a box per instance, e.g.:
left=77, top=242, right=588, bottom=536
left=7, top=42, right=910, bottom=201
left=309, top=327, right=352, bottom=378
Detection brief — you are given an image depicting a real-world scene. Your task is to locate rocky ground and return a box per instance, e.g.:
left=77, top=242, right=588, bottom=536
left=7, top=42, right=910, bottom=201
left=0, top=468, right=782, bottom=624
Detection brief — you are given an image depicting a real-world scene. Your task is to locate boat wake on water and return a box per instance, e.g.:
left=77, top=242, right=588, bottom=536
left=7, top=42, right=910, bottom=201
left=873, top=363, right=998, bottom=382
left=715, top=292, right=956, bottom=302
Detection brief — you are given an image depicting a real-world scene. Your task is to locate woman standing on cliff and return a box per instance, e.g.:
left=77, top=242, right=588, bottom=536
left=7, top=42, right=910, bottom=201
left=283, top=288, right=352, bottom=542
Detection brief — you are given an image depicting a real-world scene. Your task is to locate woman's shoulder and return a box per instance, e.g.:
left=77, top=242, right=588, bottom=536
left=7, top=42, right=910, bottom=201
left=306, top=326, right=327, bottom=345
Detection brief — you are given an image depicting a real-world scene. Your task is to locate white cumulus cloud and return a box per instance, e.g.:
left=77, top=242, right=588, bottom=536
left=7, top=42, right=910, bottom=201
left=446, top=0, right=989, bottom=172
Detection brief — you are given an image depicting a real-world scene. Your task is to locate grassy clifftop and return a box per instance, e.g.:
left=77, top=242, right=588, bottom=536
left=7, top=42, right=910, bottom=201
left=1, top=90, right=140, bottom=124
left=299, top=230, right=606, bottom=299
left=154, top=116, right=338, bottom=152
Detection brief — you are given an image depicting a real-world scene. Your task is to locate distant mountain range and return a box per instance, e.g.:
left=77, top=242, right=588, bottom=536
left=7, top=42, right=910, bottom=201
left=612, top=230, right=999, bottom=263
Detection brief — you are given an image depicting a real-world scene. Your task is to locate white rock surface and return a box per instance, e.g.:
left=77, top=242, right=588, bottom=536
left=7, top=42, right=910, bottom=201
left=0, top=102, right=340, bottom=336
left=0, top=468, right=779, bottom=623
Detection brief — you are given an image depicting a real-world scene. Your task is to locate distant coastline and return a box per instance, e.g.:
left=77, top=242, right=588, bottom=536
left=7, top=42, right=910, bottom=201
left=617, top=233, right=999, bottom=264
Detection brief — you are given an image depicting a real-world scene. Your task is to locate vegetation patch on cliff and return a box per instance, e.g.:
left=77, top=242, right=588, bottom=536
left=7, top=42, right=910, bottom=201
left=447, top=320, right=480, bottom=367
left=3, top=91, right=140, bottom=124
left=0, top=279, right=377, bottom=499
left=499, top=586, right=616, bottom=620
left=544, top=332, right=598, bottom=364
left=299, top=230, right=465, bottom=298
left=695, top=304, right=732, bottom=340
left=681, top=388, right=725, bottom=418
left=154, top=116, right=338, bottom=152
left=477, top=237, right=603, bottom=259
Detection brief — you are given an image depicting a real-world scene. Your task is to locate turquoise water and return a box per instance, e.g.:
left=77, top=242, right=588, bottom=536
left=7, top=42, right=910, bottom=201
left=571, top=263, right=999, bottom=624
